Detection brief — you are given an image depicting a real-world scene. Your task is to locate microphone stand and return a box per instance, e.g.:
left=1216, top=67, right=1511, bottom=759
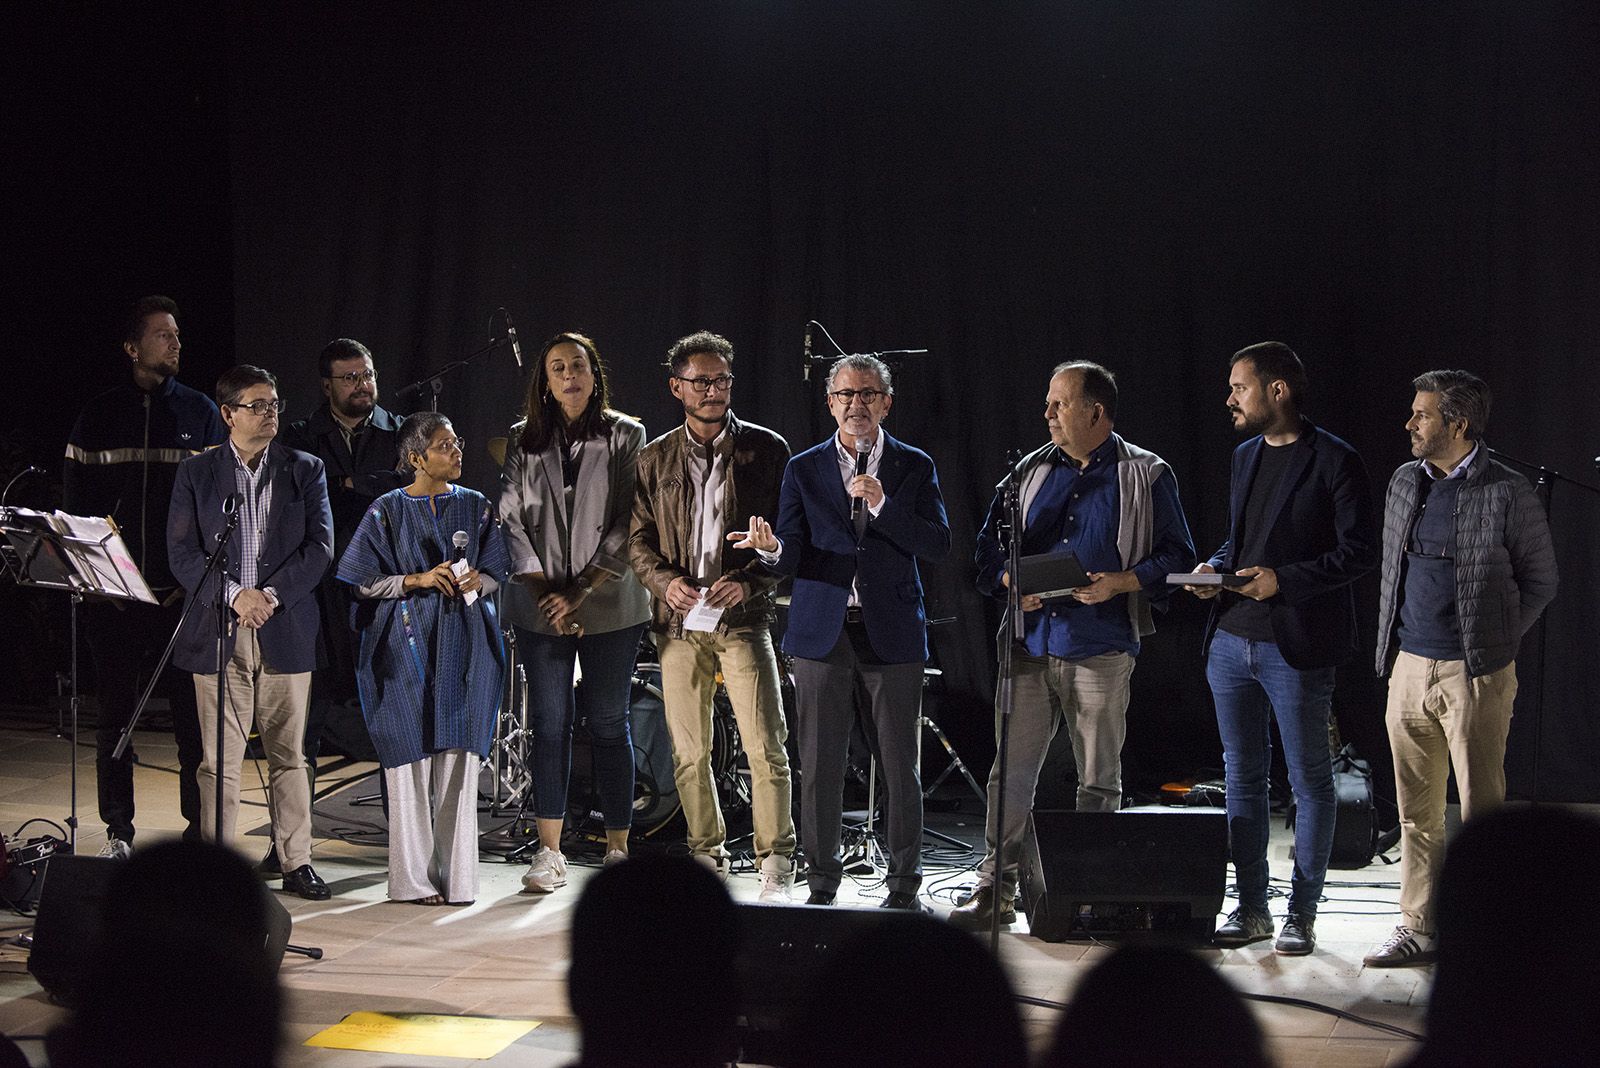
left=111, top=506, right=241, bottom=763
left=393, top=334, right=518, bottom=412
left=991, top=449, right=1026, bottom=954
left=1484, top=447, right=1600, bottom=802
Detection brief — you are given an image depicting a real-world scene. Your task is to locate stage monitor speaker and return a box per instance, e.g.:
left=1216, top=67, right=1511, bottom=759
left=1019, top=807, right=1227, bottom=943
left=26, top=855, right=115, bottom=1006
left=734, top=902, right=925, bottom=1063
left=26, top=854, right=291, bottom=1006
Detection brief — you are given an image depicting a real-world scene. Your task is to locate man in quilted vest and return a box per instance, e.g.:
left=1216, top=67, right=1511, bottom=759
left=1363, top=370, right=1557, bottom=968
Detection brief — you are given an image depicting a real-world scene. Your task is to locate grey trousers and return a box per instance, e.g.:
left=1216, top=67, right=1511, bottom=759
left=792, top=624, right=925, bottom=896
left=385, top=750, right=482, bottom=904
left=979, top=649, right=1134, bottom=894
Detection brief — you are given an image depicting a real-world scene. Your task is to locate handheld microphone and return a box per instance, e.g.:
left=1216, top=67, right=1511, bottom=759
left=803, top=322, right=813, bottom=382
left=452, top=530, right=469, bottom=562
left=851, top=436, right=871, bottom=520
left=498, top=309, right=523, bottom=369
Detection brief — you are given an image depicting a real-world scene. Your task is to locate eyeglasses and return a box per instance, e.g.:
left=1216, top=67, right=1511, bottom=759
left=828, top=388, right=888, bottom=406
left=676, top=374, right=734, bottom=395
left=428, top=437, right=466, bottom=455
left=229, top=399, right=286, bottom=417
left=327, top=369, right=376, bottom=386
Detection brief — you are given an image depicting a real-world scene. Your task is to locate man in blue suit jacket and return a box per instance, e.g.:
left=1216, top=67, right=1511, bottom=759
left=168, top=365, right=335, bottom=899
left=737, top=355, right=950, bottom=909
left=1186, top=342, right=1377, bottom=955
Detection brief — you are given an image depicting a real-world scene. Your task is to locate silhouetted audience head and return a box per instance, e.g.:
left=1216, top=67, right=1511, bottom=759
left=568, top=855, right=740, bottom=1068
left=783, top=912, right=1027, bottom=1068
left=1412, top=806, right=1600, bottom=1067
left=1041, top=943, right=1269, bottom=1068
left=46, top=840, right=283, bottom=1068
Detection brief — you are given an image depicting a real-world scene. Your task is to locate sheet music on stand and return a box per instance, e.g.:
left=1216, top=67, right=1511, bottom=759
left=0, top=508, right=156, bottom=603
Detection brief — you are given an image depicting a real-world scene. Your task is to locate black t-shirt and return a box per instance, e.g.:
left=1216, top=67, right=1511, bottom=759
left=1218, top=440, right=1297, bottom=642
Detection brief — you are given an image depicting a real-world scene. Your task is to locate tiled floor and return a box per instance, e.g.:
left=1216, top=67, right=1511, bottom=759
left=0, top=715, right=1429, bottom=1065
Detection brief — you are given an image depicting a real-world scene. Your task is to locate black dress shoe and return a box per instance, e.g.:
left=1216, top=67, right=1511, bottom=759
left=880, top=891, right=931, bottom=913
left=280, top=864, right=331, bottom=900
left=257, top=845, right=282, bottom=877
left=805, top=890, right=836, bottom=906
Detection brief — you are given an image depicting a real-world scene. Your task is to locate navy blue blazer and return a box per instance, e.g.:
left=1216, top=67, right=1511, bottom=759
left=167, top=441, right=334, bottom=674
left=771, top=431, right=950, bottom=664
left=1201, top=419, right=1378, bottom=670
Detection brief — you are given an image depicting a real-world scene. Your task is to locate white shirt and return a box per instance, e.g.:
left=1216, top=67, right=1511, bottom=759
left=760, top=430, right=888, bottom=607
left=684, top=423, right=730, bottom=586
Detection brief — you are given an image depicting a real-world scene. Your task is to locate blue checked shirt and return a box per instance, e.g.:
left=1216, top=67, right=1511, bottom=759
left=224, top=443, right=278, bottom=609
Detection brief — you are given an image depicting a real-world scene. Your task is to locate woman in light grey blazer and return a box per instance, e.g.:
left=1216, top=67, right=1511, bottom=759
left=499, top=331, right=651, bottom=894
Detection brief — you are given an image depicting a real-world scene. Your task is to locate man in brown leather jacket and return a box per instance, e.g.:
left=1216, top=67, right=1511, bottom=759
left=628, top=331, right=796, bottom=899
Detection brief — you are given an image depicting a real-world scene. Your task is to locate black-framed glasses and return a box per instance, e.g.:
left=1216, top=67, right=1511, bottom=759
left=229, top=398, right=286, bottom=416
left=675, top=374, right=734, bottom=395
left=428, top=436, right=466, bottom=455
left=327, top=369, right=376, bottom=386
left=828, top=388, right=888, bottom=406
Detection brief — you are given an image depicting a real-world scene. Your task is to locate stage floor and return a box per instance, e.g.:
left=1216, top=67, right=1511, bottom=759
left=0, top=716, right=1429, bottom=1065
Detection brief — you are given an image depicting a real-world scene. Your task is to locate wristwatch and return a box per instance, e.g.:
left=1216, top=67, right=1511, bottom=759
left=575, top=575, right=594, bottom=595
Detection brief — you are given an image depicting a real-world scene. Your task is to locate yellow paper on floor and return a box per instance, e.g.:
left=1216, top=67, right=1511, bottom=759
left=305, top=1011, right=539, bottom=1058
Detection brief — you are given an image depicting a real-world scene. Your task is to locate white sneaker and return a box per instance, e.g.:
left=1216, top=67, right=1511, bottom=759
left=1363, top=925, right=1437, bottom=967
left=96, top=837, right=132, bottom=861
left=520, top=847, right=568, bottom=893
left=602, top=849, right=628, bottom=867
left=757, top=855, right=794, bottom=903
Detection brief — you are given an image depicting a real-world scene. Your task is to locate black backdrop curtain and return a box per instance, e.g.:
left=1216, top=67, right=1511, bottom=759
left=12, top=3, right=1599, bottom=801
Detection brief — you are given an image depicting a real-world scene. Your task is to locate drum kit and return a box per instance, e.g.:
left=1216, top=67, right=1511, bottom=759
left=479, top=598, right=981, bottom=866
left=480, top=633, right=768, bottom=857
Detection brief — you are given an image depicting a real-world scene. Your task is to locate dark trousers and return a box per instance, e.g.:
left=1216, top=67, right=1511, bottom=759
left=792, top=622, right=925, bottom=895
left=84, top=599, right=203, bottom=843
left=517, top=623, right=647, bottom=831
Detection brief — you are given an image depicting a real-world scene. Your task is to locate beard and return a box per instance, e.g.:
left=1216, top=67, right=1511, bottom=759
left=1229, top=406, right=1270, bottom=437
left=1410, top=430, right=1446, bottom=460
left=335, top=393, right=375, bottom=419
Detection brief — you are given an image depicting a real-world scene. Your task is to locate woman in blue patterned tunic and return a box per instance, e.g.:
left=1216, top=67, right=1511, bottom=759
left=338, top=412, right=508, bottom=904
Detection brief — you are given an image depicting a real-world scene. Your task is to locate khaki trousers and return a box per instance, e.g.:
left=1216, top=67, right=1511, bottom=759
left=1386, top=650, right=1518, bottom=932
left=656, top=627, right=795, bottom=865
left=192, top=627, right=314, bottom=868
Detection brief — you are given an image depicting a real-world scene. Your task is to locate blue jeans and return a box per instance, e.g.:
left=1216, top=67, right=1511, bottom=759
left=517, top=623, right=646, bottom=830
left=1206, top=629, right=1336, bottom=917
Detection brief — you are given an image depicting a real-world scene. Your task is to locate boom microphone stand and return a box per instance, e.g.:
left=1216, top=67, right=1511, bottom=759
left=394, top=308, right=523, bottom=412
left=1485, top=447, right=1600, bottom=802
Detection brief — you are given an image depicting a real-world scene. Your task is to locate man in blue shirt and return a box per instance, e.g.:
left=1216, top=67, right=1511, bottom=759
left=952, top=362, right=1195, bottom=930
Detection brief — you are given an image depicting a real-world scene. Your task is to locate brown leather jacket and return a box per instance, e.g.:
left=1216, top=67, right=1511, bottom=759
left=628, top=412, right=789, bottom=637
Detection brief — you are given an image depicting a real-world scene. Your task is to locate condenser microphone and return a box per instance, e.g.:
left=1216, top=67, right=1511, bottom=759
left=501, top=309, right=523, bottom=369
left=803, top=322, right=813, bottom=382
left=851, top=435, right=871, bottom=521
left=452, top=530, right=469, bottom=562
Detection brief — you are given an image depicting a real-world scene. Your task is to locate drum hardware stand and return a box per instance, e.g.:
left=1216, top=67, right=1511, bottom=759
left=481, top=621, right=540, bottom=858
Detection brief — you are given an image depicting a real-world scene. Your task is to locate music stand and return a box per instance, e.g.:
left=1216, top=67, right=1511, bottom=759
left=0, top=508, right=158, bottom=853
